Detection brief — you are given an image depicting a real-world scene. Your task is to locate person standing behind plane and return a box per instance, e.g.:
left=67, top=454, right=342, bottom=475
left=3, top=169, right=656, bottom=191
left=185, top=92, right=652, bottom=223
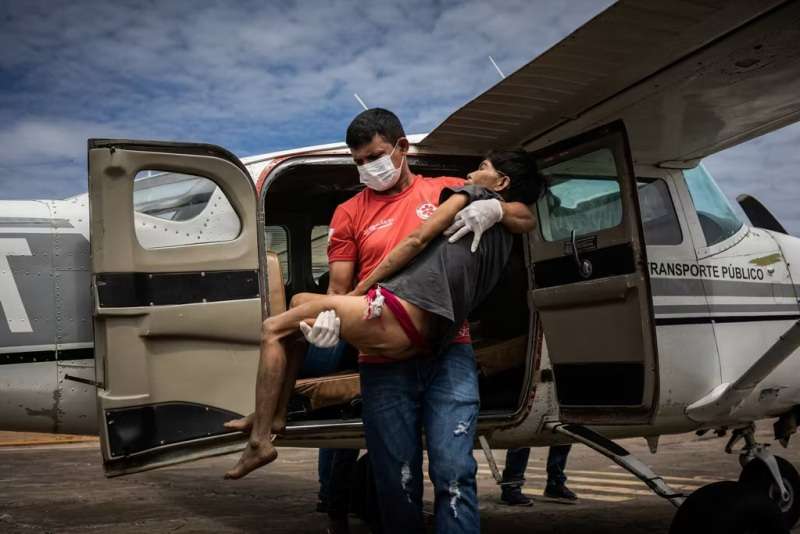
left=315, top=108, right=536, bottom=534
left=500, top=446, right=577, bottom=505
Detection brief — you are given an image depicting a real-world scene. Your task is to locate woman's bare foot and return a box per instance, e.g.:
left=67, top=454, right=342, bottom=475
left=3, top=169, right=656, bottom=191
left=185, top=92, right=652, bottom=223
left=272, top=416, right=287, bottom=435
left=224, top=439, right=278, bottom=480
left=223, top=413, right=254, bottom=432
left=224, top=412, right=286, bottom=435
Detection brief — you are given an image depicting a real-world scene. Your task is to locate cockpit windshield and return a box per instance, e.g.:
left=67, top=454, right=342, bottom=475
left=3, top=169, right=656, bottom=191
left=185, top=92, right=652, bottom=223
left=683, top=164, right=743, bottom=247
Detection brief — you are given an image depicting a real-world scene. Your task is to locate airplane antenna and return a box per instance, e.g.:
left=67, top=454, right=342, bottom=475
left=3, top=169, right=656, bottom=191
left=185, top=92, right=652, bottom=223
left=488, top=55, right=506, bottom=79
left=353, top=93, right=369, bottom=111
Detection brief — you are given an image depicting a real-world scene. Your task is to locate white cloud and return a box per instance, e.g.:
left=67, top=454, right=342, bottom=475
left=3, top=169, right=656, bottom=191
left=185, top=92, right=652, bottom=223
left=0, top=0, right=613, bottom=200
left=705, top=122, right=800, bottom=235
left=1, top=0, right=798, bottom=238
left=0, top=119, right=125, bottom=165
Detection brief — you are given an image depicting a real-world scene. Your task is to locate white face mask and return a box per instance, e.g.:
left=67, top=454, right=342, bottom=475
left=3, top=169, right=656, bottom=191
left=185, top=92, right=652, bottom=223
left=358, top=143, right=404, bottom=191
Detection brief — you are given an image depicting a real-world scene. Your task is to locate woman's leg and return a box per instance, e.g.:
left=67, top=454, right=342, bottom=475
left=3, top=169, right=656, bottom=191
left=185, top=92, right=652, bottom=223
left=271, top=291, right=340, bottom=431
left=225, top=294, right=418, bottom=480
left=272, top=334, right=306, bottom=432
left=223, top=291, right=333, bottom=433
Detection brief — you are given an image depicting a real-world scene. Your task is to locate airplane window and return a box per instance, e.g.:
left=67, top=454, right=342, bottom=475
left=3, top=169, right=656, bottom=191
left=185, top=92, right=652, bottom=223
left=265, top=226, right=289, bottom=280
left=133, top=170, right=241, bottom=248
left=537, top=148, right=622, bottom=241
left=134, top=171, right=216, bottom=221
left=311, top=226, right=329, bottom=283
left=637, top=179, right=682, bottom=246
left=683, top=165, right=743, bottom=247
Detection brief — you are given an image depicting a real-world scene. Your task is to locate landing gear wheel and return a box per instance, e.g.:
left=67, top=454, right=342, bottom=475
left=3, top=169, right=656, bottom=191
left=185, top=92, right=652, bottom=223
left=669, top=481, right=787, bottom=534
left=740, top=456, right=800, bottom=530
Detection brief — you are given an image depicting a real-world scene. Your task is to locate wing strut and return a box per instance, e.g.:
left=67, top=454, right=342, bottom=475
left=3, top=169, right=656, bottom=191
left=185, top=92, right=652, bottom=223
left=545, top=422, right=685, bottom=508
left=687, top=320, right=800, bottom=423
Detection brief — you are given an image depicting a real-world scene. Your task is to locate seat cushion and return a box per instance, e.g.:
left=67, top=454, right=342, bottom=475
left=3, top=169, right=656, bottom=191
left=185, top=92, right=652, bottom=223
left=473, top=335, right=527, bottom=377
left=265, top=251, right=286, bottom=315
left=294, top=371, right=361, bottom=411
left=292, top=335, right=528, bottom=410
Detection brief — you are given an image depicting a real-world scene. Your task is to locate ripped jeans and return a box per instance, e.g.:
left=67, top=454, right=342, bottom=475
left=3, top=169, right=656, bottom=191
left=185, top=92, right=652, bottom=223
left=360, top=343, right=480, bottom=534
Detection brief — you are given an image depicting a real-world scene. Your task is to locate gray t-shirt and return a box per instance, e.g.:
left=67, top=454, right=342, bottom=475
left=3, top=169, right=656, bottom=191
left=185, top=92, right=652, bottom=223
left=381, top=185, right=514, bottom=353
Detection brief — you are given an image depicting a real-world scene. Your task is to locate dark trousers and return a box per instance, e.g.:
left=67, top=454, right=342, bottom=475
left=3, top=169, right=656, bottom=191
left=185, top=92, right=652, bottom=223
left=318, top=448, right=360, bottom=515
left=501, top=445, right=572, bottom=490
left=301, top=342, right=359, bottom=515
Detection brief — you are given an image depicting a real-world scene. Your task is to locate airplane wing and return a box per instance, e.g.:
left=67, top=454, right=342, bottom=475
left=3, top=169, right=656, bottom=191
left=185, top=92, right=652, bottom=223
left=420, top=0, right=800, bottom=168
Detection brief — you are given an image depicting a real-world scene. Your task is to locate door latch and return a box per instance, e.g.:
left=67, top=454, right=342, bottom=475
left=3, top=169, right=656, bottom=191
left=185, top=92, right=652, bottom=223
left=571, top=230, right=593, bottom=279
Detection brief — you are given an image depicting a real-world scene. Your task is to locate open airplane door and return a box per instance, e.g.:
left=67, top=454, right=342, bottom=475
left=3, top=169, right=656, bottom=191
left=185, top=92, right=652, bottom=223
left=530, top=122, right=657, bottom=425
left=87, top=140, right=264, bottom=476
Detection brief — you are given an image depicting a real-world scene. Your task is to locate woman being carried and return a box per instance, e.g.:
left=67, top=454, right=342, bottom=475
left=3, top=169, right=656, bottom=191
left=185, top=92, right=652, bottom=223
left=225, top=150, right=544, bottom=479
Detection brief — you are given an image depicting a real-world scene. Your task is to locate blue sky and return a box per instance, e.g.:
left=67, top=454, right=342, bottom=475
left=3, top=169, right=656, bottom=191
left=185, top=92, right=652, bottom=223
left=1, top=0, right=798, bottom=234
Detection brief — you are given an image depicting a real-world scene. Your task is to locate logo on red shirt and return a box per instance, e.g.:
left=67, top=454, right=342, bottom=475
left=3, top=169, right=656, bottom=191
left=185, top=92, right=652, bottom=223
left=415, top=202, right=436, bottom=221
left=361, top=218, right=394, bottom=238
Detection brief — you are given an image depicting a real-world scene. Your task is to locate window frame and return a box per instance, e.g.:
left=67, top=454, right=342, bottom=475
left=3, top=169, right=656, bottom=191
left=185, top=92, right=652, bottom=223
left=133, top=171, right=218, bottom=223
left=536, top=172, right=685, bottom=247
left=310, top=224, right=330, bottom=284
left=537, top=170, right=624, bottom=243
left=132, top=170, right=244, bottom=250
left=636, top=176, right=684, bottom=247
left=264, top=224, right=291, bottom=285
left=676, top=167, right=749, bottom=259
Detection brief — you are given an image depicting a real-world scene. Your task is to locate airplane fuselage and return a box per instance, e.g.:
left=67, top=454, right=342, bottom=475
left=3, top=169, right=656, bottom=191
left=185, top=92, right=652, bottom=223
left=1, top=143, right=800, bottom=452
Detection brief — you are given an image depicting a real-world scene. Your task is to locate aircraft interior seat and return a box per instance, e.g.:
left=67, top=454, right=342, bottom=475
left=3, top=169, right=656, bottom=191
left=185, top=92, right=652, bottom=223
left=643, top=212, right=682, bottom=245
left=291, top=335, right=528, bottom=413
left=265, top=251, right=287, bottom=315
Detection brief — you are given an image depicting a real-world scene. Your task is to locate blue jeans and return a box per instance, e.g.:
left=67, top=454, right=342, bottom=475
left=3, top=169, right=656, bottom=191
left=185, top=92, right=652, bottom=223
left=502, top=445, right=572, bottom=490
left=360, top=343, right=480, bottom=534
left=301, top=341, right=349, bottom=378
left=301, top=341, right=359, bottom=514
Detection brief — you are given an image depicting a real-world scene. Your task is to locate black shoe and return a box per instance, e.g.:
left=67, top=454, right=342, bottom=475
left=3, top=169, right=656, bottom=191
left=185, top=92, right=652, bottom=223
left=325, top=513, right=350, bottom=534
left=500, top=488, right=533, bottom=506
left=544, top=484, right=578, bottom=501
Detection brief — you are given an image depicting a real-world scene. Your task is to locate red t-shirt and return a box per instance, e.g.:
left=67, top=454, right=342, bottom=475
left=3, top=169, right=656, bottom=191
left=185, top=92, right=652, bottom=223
left=328, top=174, right=472, bottom=362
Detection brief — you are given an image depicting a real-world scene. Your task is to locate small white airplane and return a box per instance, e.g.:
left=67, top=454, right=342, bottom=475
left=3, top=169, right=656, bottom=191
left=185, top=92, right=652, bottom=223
left=2, top=1, right=800, bottom=532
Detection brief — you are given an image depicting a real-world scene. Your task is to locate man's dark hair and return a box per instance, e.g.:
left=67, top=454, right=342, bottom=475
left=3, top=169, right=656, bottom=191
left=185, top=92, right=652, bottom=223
left=346, top=108, right=406, bottom=149
left=487, top=149, right=545, bottom=205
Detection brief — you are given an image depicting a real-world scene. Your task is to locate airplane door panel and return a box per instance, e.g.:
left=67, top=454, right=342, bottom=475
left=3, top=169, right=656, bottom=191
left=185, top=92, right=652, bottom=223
left=530, top=122, right=658, bottom=424
left=88, top=140, right=264, bottom=476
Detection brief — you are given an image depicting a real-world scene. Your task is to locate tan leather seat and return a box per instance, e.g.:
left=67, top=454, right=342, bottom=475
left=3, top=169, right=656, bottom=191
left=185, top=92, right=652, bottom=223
left=265, top=251, right=286, bottom=315
left=292, top=335, right=528, bottom=411
left=295, top=372, right=361, bottom=411
left=473, top=335, right=527, bottom=377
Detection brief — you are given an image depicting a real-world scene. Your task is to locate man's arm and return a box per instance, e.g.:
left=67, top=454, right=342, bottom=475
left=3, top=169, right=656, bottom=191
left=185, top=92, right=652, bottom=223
left=351, top=194, right=470, bottom=295
left=500, top=201, right=535, bottom=234
left=328, top=260, right=356, bottom=295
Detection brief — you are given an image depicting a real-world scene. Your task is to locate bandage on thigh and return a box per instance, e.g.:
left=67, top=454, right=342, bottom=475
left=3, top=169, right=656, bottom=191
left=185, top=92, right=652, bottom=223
left=366, top=286, right=429, bottom=351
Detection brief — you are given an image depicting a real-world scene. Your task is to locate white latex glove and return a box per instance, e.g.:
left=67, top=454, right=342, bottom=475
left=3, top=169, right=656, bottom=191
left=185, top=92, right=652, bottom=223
left=444, top=198, right=504, bottom=253
left=299, top=310, right=341, bottom=348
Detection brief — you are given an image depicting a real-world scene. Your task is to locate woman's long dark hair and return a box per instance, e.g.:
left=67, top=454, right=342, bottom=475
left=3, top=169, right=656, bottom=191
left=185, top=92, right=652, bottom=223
left=486, top=149, right=545, bottom=204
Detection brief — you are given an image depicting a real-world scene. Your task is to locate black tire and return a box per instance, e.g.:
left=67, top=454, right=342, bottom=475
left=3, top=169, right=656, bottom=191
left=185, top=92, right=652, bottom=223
left=669, top=480, right=787, bottom=534
left=740, top=456, right=800, bottom=530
